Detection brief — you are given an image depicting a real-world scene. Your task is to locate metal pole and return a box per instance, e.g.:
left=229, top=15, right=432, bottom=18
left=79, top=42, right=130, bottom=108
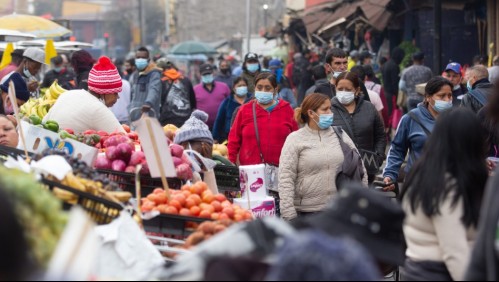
left=433, top=0, right=442, bottom=74
left=246, top=0, right=251, bottom=54
left=138, top=0, right=145, bottom=47
left=165, top=0, right=170, bottom=42
left=264, top=9, right=268, bottom=28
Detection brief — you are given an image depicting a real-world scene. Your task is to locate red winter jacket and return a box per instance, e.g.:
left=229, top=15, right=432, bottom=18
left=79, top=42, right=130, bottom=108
left=228, top=100, right=298, bottom=166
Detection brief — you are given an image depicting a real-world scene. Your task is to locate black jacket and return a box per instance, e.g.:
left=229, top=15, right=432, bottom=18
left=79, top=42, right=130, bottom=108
left=331, top=96, right=386, bottom=167
left=75, top=69, right=91, bottom=91
left=41, top=68, right=75, bottom=90
left=466, top=168, right=499, bottom=281
left=461, top=79, right=494, bottom=114
left=452, top=84, right=467, bottom=107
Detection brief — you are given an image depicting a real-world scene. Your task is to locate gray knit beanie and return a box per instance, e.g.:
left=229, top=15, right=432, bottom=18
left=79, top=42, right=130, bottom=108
left=174, top=110, right=214, bottom=145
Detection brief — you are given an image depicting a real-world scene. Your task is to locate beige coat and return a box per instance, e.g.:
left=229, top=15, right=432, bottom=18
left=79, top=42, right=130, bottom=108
left=278, top=125, right=367, bottom=220
left=403, top=176, right=476, bottom=281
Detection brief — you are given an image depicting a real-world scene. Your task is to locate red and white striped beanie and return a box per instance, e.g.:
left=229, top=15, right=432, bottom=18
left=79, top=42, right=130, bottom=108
left=88, top=56, right=123, bottom=95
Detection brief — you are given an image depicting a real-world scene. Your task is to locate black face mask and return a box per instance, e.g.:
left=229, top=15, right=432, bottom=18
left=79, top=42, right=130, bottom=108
left=126, top=68, right=134, bottom=74
left=220, top=68, right=230, bottom=75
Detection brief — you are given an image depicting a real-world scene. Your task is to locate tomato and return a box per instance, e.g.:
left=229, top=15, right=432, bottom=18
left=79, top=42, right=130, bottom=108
left=190, top=206, right=201, bottom=216
left=199, top=210, right=211, bottom=219
left=153, top=188, right=164, bottom=194
left=211, top=201, right=223, bottom=212
left=169, top=200, right=182, bottom=211
left=122, top=124, right=131, bottom=133
left=165, top=206, right=178, bottom=215
left=214, top=194, right=227, bottom=203
left=179, top=208, right=193, bottom=217
left=222, top=207, right=235, bottom=219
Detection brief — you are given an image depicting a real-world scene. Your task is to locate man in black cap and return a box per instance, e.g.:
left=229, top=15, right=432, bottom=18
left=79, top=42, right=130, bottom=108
left=0, top=72, right=30, bottom=115
left=399, top=51, right=433, bottom=111
left=0, top=49, right=24, bottom=82
left=241, top=53, right=260, bottom=94
left=193, top=64, right=230, bottom=129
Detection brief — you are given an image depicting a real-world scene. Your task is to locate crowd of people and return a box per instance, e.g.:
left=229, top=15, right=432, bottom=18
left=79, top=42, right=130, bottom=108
left=3, top=42, right=499, bottom=280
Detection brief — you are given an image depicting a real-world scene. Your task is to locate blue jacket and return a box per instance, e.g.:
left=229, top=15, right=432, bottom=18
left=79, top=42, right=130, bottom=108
left=212, top=94, right=252, bottom=142
left=278, top=88, right=297, bottom=109
left=383, top=104, right=436, bottom=181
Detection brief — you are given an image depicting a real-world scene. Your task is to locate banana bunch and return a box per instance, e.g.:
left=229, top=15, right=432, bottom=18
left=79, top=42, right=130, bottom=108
left=20, top=81, right=67, bottom=120
left=44, top=80, right=66, bottom=101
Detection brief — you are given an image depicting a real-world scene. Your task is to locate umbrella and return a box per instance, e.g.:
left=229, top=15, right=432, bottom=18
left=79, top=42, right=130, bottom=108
left=169, top=41, right=218, bottom=56
left=0, top=14, right=71, bottom=38
left=0, top=29, right=36, bottom=41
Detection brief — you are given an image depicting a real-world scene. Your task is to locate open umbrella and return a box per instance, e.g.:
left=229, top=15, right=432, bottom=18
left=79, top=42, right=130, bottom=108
left=0, top=14, right=71, bottom=38
left=169, top=41, right=218, bottom=56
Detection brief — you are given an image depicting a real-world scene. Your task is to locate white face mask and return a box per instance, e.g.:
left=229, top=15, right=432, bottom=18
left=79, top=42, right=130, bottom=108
left=336, top=91, right=356, bottom=105
left=453, top=84, right=461, bottom=91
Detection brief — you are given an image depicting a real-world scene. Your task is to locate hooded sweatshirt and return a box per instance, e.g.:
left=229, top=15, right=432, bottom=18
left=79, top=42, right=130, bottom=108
left=228, top=99, right=298, bottom=166
left=212, top=94, right=252, bottom=142
left=383, top=104, right=436, bottom=181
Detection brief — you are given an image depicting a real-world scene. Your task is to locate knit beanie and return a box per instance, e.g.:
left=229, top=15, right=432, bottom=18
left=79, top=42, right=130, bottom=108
left=88, top=56, right=123, bottom=95
left=174, top=110, right=214, bottom=145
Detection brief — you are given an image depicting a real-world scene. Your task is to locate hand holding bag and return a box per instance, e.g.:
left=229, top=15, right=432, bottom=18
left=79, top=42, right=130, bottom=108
left=253, top=103, right=279, bottom=193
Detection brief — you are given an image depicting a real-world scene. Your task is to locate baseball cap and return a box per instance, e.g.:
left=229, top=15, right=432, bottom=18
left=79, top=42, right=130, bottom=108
left=269, top=59, right=282, bottom=69
left=200, top=64, right=214, bottom=75
left=445, top=62, right=462, bottom=74
left=23, top=47, right=46, bottom=65
left=245, top=52, right=259, bottom=62
left=11, top=49, right=24, bottom=58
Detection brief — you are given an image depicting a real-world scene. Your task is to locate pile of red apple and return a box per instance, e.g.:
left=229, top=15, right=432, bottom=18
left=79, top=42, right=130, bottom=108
left=142, top=182, right=253, bottom=222
left=93, top=128, right=193, bottom=180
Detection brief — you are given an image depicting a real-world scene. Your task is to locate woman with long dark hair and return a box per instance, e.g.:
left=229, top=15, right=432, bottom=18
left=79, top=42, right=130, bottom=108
left=401, top=108, right=489, bottom=281
left=70, top=50, right=95, bottom=90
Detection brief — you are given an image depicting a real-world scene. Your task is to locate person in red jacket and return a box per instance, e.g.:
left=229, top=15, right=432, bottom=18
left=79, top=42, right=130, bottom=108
left=228, top=72, right=298, bottom=166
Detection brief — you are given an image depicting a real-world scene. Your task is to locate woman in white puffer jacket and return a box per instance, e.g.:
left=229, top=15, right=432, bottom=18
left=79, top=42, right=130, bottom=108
left=278, top=93, right=367, bottom=221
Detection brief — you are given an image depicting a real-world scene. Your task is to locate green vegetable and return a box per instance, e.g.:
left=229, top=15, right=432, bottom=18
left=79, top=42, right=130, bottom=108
left=43, top=120, right=59, bottom=133
left=29, top=115, right=42, bottom=125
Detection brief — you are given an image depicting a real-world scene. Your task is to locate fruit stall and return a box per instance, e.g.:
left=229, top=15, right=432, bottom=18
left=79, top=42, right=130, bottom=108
left=0, top=80, right=281, bottom=280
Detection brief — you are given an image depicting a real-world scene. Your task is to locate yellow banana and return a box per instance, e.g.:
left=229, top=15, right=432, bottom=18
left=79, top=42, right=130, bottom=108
left=45, top=89, right=54, bottom=100
left=37, top=106, right=46, bottom=119
left=53, top=188, right=77, bottom=202
left=62, top=173, right=87, bottom=192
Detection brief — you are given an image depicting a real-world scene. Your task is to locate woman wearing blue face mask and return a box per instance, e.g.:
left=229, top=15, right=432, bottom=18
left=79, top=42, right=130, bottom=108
left=240, top=53, right=261, bottom=94
left=383, top=77, right=453, bottom=192
left=228, top=72, right=298, bottom=166
left=278, top=93, right=367, bottom=221
left=212, top=77, right=252, bottom=143
left=332, top=72, right=386, bottom=184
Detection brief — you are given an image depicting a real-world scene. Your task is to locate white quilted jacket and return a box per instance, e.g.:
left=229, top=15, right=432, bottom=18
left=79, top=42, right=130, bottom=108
left=278, top=125, right=367, bottom=220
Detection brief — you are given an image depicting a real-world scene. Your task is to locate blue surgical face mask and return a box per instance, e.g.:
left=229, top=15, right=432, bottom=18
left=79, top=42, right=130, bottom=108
left=23, top=66, right=33, bottom=78
left=202, top=74, right=214, bottom=84
left=235, top=86, right=248, bottom=97
left=255, top=91, right=274, bottom=105
left=247, top=63, right=259, bottom=73
left=135, top=58, right=149, bottom=71
left=313, top=112, right=334, bottom=130
left=467, top=80, right=473, bottom=92
left=433, top=99, right=453, bottom=113
left=54, top=67, right=62, bottom=73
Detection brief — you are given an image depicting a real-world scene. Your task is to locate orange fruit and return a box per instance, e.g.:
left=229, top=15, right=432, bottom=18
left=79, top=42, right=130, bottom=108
left=157, top=204, right=169, bottom=214
left=169, top=200, right=182, bottom=211
left=214, top=194, right=227, bottom=203
left=190, top=206, right=201, bottom=216
left=156, top=193, right=169, bottom=205
left=147, top=194, right=159, bottom=204
left=181, top=190, right=192, bottom=198
left=199, top=210, right=211, bottom=219
left=188, top=194, right=202, bottom=205
left=198, top=182, right=209, bottom=192
left=181, top=184, right=191, bottom=191
left=211, top=213, right=220, bottom=220
left=222, top=207, right=235, bottom=219
left=172, top=194, right=186, bottom=207
left=211, top=201, right=223, bottom=212
left=221, top=200, right=232, bottom=208
left=219, top=213, right=230, bottom=220
left=234, top=214, right=243, bottom=222
left=179, top=208, right=193, bottom=217
left=244, top=211, right=254, bottom=221
left=190, top=183, right=203, bottom=195
left=201, top=204, right=215, bottom=214
left=165, top=206, right=178, bottom=215
left=185, top=199, right=196, bottom=209
left=203, top=193, right=215, bottom=204
left=153, top=188, right=165, bottom=194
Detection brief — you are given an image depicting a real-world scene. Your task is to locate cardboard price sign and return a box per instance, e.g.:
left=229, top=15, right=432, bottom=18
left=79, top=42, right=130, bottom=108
left=134, top=115, right=176, bottom=179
